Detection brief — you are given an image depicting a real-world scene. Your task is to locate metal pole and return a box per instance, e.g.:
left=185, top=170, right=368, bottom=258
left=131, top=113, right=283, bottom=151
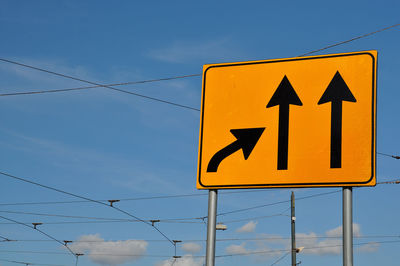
left=206, top=189, right=218, bottom=266
left=291, top=191, right=296, bottom=266
left=343, top=187, right=353, bottom=266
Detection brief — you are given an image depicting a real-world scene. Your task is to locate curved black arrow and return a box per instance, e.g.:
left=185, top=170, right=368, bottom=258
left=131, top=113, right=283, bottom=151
left=318, top=71, right=356, bottom=168
left=207, top=128, right=265, bottom=172
left=267, top=76, right=302, bottom=170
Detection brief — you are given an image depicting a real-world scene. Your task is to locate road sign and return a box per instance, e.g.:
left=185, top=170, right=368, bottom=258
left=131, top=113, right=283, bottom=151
left=197, top=51, right=377, bottom=189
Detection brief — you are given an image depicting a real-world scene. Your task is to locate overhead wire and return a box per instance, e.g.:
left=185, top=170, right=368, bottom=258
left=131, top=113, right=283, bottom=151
left=0, top=74, right=201, bottom=97
left=0, top=250, right=172, bottom=258
left=0, top=208, right=289, bottom=226
left=1, top=169, right=396, bottom=226
left=298, top=23, right=400, bottom=57
left=0, top=58, right=200, bottom=111
left=377, top=152, right=400, bottom=160
left=1, top=239, right=400, bottom=260
left=270, top=252, right=290, bottom=266
left=215, top=239, right=400, bottom=258
left=0, top=170, right=174, bottom=246
left=2, top=234, right=400, bottom=244
left=0, top=177, right=396, bottom=207
left=217, top=190, right=341, bottom=216
left=0, top=187, right=282, bottom=207
left=0, top=215, right=77, bottom=259
left=0, top=22, right=398, bottom=110
left=0, top=258, right=66, bottom=266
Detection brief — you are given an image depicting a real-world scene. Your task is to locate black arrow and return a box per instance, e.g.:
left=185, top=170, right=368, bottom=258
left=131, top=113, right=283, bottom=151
left=207, top=128, right=265, bottom=172
left=267, top=76, right=303, bottom=170
left=318, top=71, right=356, bottom=168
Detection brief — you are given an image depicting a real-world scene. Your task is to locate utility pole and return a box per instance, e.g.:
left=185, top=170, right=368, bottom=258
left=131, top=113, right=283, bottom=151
left=291, top=191, right=296, bottom=266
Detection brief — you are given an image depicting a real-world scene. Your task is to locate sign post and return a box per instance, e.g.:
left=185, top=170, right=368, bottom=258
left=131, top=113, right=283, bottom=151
left=205, top=189, right=218, bottom=266
left=343, top=187, right=353, bottom=266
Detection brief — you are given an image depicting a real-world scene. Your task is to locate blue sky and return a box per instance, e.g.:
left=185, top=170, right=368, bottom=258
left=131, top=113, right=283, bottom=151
left=0, top=1, right=399, bottom=266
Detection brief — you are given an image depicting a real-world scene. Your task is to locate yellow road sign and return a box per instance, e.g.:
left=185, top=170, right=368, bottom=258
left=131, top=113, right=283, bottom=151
left=197, top=51, right=377, bottom=189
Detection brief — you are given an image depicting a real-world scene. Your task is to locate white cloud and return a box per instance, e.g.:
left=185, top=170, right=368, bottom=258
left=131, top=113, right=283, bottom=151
left=155, top=255, right=203, bottom=266
left=225, top=242, right=283, bottom=262
left=296, top=224, right=376, bottom=255
left=236, top=221, right=258, bottom=233
left=296, top=231, right=341, bottom=255
left=225, top=243, right=250, bottom=255
left=326, top=224, right=362, bottom=237
left=227, top=224, right=378, bottom=261
left=181, top=242, right=202, bottom=254
left=357, top=242, right=380, bottom=253
left=69, top=234, right=147, bottom=265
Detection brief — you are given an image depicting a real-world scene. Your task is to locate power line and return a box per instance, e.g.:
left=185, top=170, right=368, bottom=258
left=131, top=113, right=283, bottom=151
left=0, top=58, right=200, bottom=111
left=1, top=239, right=399, bottom=260
left=298, top=23, right=400, bottom=57
left=377, top=179, right=400, bottom=185
left=216, top=239, right=400, bottom=258
left=0, top=215, right=77, bottom=259
left=0, top=208, right=289, bottom=224
left=0, top=187, right=278, bottom=207
left=0, top=258, right=66, bottom=266
left=217, top=190, right=341, bottom=216
left=0, top=220, right=203, bottom=226
left=0, top=209, right=289, bottom=226
left=0, top=170, right=174, bottom=245
left=2, top=234, right=400, bottom=244
left=0, top=177, right=395, bottom=208
left=377, top=152, right=400, bottom=160
left=270, top=252, right=290, bottom=266
left=1, top=22, right=398, bottom=108
left=0, top=250, right=171, bottom=258
left=0, top=74, right=200, bottom=97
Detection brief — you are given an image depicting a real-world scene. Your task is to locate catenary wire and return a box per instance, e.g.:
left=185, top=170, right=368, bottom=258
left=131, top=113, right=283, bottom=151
left=377, top=152, right=400, bottom=159
left=0, top=258, right=66, bottom=266
left=298, top=23, right=400, bottom=57
left=0, top=168, right=347, bottom=221
left=0, top=74, right=201, bottom=97
left=0, top=58, right=200, bottom=111
left=0, top=239, right=399, bottom=260
left=0, top=189, right=280, bottom=207
left=217, top=190, right=341, bottom=216
left=0, top=170, right=341, bottom=221
left=215, top=239, right=400, bottom=258
left=2, top=234, right=400, bottom=244
left=0, top=171, right=174, bottom=245
left=1, top=169, right=394, bottom=225
left=0, top=177, right=396, bottom=207
left=0, top=22, right=398, bottom=107
left=270, top=252, right=290, bottom=266
left=0, top=215, right=77, bottom=259
left=0, top=250, right=172, bottom=258
left=0, top=208, right=289, bottom=225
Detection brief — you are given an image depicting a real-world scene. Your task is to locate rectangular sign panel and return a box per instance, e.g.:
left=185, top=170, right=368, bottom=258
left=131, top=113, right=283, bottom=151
left=197, top=51, right=377, bottom=189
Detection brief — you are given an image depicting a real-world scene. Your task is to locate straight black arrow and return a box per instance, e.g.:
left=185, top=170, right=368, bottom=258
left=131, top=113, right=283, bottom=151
left=318, top=71, right=356, bottom=168
left=207, top=128, right=265, bottom=172
left=267, top=76, right=303, bottom=170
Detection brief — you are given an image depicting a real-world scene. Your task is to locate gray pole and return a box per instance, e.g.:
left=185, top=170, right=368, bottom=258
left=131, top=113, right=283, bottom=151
left=206, top=189, right=218, bottom=266
left=343, top=187, right=353, bottom=266
left=291, top=191, right=296, bottom=266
